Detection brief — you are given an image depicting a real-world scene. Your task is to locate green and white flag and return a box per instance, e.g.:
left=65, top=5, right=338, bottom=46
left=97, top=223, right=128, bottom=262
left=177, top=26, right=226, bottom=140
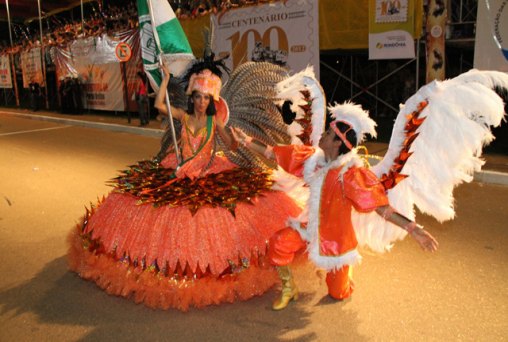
left=137, top=0, right=194, bottom=91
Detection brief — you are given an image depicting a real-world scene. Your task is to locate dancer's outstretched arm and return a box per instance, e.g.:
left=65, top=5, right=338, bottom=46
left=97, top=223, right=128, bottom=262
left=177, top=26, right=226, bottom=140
left=376, top=205, right=439, bottom=252
left=231, top=128, right=274, bottom=159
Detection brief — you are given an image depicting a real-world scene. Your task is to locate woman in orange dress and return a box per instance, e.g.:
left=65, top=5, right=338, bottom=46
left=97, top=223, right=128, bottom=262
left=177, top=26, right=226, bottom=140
left=67, top=58, right=301, bottom=311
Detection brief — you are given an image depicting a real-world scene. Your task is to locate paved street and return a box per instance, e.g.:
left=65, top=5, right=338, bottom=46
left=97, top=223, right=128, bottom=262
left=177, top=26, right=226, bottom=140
left=1, top=114, right=507, bottom=341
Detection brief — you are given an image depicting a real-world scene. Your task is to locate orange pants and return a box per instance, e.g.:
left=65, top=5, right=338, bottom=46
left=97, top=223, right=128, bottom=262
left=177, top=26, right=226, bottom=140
left=326, top=265, right=354, bottom=300
left=268, top=227, right=354, bottom=300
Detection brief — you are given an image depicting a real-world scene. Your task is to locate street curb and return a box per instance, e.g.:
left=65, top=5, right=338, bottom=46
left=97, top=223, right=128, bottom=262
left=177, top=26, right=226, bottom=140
left=3, top=110, right=508, bottom=186
left=473, top=170, right=508, bottom=186
left=1, top=110, right=164, bottom=138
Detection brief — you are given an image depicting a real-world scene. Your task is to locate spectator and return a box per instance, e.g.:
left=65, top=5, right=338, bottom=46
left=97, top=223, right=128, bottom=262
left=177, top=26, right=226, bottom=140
left=28, top=79, right=41, bottom=111
left=136, top=71, right=149, bottom=126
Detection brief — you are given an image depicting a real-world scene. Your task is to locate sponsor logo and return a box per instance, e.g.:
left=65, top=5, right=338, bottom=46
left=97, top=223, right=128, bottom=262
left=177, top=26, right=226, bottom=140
left=376, top=41, right=407, bottom=49
left=140, top=23, right=157, bottom=63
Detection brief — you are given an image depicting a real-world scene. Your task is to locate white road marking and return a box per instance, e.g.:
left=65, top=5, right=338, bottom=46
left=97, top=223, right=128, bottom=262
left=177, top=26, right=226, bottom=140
left=0, top=125, right=70, bottom=137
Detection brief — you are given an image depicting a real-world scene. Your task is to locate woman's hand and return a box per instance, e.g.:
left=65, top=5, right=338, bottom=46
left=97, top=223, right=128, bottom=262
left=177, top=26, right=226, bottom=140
left=231, top=127, right=274, bottom=159
left=215, top=122, right=237, bottom=151
left=154, top=62, right=171, bottom=115
left=161, top=62, right=170, bottom=80
left=231, top=127, right=250, bottom=145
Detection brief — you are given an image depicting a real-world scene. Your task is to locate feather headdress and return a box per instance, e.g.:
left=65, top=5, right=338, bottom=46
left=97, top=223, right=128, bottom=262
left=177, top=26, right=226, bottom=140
left=328, top=101, right=377, bottom=145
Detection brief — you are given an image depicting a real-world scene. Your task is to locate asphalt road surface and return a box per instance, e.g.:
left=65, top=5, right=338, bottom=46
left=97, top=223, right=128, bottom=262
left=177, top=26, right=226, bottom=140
left=1, top=115, right=507, bottom=341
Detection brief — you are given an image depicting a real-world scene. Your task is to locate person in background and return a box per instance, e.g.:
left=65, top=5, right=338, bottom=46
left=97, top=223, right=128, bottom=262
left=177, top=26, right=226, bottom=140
left=136, top=71, right=149, bottom=126
left=58, top=76, right=66, bottom=113
left=28, top=79, right=41, bottom=112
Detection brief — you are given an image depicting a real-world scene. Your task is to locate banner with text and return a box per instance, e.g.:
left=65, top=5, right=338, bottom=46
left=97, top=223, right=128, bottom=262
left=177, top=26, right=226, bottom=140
left=0, top=55, right=13, bottom=88
left=211, top=0, right=320, bottom=78
left=71, top=36, right=125, bottom=111
left=21, top=48, right=43, bottom=88
left=368, top=0, right=417, bottom=59
left=52, top=30, right=141, bottom=111
left=474, top=0, right=508, bottom=71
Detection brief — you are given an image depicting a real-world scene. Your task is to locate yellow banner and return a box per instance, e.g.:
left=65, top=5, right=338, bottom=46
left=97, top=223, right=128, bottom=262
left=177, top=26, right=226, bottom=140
left=319, top=0, right=369, bottom=50
left=180, top=16, right=209, bottom=58
left=181, top=0, right=423, bottom=52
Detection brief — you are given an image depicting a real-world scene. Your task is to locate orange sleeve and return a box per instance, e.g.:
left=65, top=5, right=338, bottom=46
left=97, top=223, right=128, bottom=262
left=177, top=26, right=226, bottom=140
left=344, top=167, right=389, bottom=212
left=272, top=145, right=315, bottom=177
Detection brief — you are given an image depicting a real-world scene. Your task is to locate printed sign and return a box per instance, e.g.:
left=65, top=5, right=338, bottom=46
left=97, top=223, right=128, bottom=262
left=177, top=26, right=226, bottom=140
left=21, top=48, right=43, bottom=88
left=115, top=42, right=133, bottom=62
left=211, top=0, right=320, bottom=78
left=0, top=55, right=12, bottom=89
left=474, top=0, right=508, bottom=71
left=369, top=0, right=416, bottom=60
left=375, top=0, right=408, bottom=23
left=53, top=31, right=141, bottom=111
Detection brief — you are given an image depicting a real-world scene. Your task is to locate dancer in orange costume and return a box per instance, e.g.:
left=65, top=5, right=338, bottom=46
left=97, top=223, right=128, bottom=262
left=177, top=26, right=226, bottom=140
left=237, top=67, right=507, bottom=310
left=67, top=53, right=303, bottom=311
left=235, top=104, right=438, bottom=310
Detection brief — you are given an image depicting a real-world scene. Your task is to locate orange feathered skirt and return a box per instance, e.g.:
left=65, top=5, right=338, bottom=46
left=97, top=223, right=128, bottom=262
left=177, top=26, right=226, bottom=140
left=68, top=165, right=301, bottom=311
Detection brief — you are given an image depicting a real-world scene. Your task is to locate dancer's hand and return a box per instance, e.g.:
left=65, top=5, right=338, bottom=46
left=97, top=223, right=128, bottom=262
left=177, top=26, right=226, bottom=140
left=231, top=127, right=250, bottom=145
left=160, top=62, right=170, bottom=80
left=411, top=227, right=439, bottom=252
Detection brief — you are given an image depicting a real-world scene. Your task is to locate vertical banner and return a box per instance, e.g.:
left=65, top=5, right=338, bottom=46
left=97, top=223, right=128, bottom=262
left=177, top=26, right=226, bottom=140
left=368, top=0, right=416, bottom=59
left=474, top=0, right=508, bottom=71
left=0, top=55, right=13, bottom=88
left=425, top=0, right=446, bottom=83
left=211, top=0, right=320, bottom=78
left=21, top=48, right=43, bottom=88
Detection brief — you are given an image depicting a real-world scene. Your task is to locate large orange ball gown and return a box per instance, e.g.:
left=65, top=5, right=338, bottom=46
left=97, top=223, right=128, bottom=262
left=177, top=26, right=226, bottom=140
left=68, top=114, right=301, bottom=311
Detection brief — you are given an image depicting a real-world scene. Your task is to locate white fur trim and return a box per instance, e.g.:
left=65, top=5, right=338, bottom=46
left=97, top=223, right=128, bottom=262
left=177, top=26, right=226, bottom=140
left=270, top=167, right=309, bottom=209
left=302, top=149, right=364, bottom=270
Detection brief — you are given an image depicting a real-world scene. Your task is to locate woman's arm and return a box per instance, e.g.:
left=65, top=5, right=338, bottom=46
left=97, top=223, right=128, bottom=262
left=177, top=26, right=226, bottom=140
left=215, top=118, right=238, bottom=151
left=154, top=64, right=185, bottom=120
left=231, top=128, right=274, bottom=159
left=375, top=205, right=439, bottom=252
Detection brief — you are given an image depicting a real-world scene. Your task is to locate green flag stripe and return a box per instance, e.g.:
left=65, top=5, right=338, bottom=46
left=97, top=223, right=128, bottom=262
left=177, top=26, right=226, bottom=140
left=157, top=19, right=193, bottom=54
left=136, top=0, right=194, bottom=89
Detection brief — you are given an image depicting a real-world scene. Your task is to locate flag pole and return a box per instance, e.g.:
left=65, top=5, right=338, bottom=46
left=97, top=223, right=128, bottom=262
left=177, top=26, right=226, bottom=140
left=146, top=0, right=182, bottom=164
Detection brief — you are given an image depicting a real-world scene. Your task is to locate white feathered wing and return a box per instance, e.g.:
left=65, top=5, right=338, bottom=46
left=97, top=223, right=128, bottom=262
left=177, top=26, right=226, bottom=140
left=354, top=69, right=508, bottom=252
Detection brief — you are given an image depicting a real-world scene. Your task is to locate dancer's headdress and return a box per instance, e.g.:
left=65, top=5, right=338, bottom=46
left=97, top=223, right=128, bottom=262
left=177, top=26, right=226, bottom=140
left=186, top=69, right=221, bottom=101
left=183, top=28, right=229, bottom=101
left=328, top=101, right=377, bottom=149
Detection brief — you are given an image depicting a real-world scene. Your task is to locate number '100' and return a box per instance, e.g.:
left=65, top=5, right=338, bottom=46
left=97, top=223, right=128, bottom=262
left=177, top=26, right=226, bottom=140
left=227, top=26, right=288, bottom=68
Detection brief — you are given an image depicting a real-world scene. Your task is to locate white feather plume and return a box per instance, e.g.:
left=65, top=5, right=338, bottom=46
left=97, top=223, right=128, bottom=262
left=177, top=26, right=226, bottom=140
left=275, top=66, right=327, bottom=146
left=328, top=101, right=378, bottom=144
left=357, top=69, right=508, bottom=252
